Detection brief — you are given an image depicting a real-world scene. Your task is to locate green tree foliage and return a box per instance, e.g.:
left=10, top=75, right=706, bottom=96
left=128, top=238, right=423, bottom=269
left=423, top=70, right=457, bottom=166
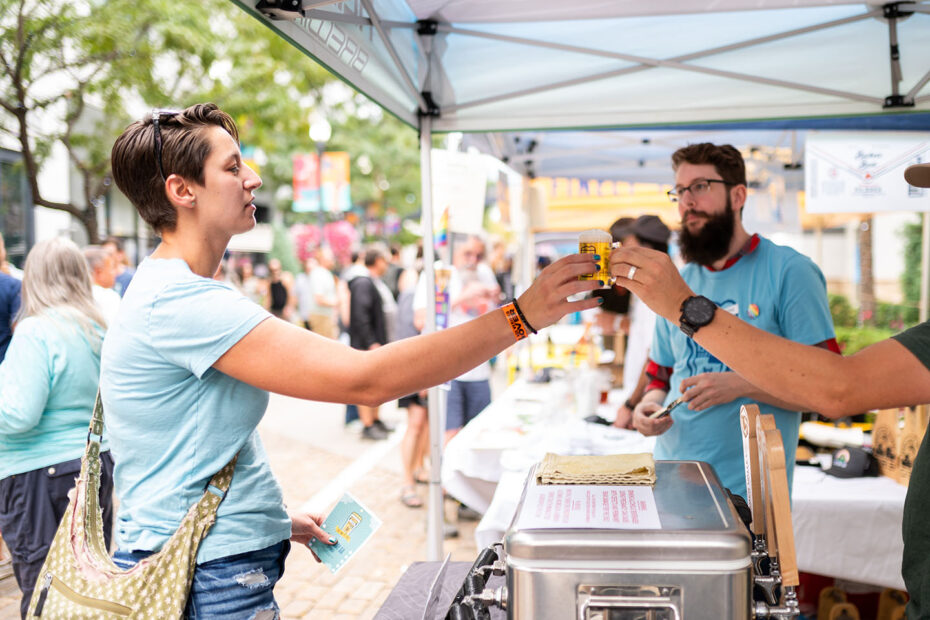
left=1, top=0, right=252, bottom=242
left=331, top=108, right=420, bottom=215
left=902, top=216, right=923, bottom=306
left=1, top=0, right=421, bottom=244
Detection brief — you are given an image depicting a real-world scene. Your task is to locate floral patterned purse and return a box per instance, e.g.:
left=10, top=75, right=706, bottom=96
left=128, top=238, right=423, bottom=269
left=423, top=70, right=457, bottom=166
left=27, top=393, right=237, bottom=618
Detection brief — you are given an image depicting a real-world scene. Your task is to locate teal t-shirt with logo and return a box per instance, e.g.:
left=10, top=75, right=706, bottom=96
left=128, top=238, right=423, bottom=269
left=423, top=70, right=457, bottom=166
left=100, top=258, right=290, bottom=563
left=651, top=236, right=835, bottom=498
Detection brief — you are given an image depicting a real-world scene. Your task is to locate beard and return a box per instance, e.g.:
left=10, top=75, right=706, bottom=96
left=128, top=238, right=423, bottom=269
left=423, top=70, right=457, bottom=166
left=678, top=196, right=735, bottom=266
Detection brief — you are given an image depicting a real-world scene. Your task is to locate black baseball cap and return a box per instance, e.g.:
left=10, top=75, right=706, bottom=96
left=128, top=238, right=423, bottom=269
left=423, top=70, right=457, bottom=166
left=616, top=214, right=671, bottom=245
left=825, top=447, right=878, bottom=478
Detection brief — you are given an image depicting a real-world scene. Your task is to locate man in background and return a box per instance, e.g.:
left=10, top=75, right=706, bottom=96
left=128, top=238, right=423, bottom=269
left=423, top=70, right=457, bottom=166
left=102, top=237, right=135, bottom=296
left=445, top=235, right=500, bottom=444
left=384, top=244, right=404, bottom=300
left=296, top=247, right=339, bottom=339
left=610, top=215, right=670, bottom=429
left=0, top=234, right=23, bottom=279
left=84, top=245, right=121, bottom=327
left=0, top=258, right=20, bottom=362
left=348, top=248, right=393, bottom=440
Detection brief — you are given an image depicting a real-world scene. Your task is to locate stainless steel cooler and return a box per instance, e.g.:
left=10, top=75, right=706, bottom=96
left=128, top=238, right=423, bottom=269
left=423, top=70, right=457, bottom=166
left=503, top=460, right=752, bottom=619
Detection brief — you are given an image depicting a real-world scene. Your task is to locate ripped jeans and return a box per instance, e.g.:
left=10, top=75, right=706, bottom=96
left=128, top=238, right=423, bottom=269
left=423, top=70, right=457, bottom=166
left=112, top=540, right=290, bottom=619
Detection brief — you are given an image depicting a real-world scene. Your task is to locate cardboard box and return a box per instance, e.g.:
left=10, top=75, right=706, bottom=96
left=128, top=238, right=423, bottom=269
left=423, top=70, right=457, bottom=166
left=897, top=405, right=929, bottom=486
left=872, top=406, right=929, bottom=486
left=872, top=409, right=900, bottom=479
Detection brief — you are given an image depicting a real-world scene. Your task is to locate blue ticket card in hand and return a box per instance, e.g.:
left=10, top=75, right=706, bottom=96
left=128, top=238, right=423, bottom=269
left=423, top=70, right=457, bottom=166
left=309, top=492, right=383, bottom=574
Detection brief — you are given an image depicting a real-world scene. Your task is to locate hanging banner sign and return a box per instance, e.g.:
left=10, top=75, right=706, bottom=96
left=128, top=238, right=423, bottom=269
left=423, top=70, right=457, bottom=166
left=430, top=149, right=487, bottom=235
left=805, top=132, right=930, bottom=214
left=293, top=152, right=352, bottom=213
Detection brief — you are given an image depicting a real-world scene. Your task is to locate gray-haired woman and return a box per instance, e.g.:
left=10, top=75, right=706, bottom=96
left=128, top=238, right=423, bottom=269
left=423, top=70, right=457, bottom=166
left=0, top=237, right=116, bottom=619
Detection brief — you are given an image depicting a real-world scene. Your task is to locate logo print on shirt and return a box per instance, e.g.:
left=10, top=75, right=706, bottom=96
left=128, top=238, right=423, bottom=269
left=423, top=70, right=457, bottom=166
left=747, top=303, right=760, bottom=319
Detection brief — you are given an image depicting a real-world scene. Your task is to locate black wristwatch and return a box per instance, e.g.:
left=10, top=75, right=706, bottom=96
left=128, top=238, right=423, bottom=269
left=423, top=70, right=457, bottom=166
left=679, top=295, right=716, bottom=338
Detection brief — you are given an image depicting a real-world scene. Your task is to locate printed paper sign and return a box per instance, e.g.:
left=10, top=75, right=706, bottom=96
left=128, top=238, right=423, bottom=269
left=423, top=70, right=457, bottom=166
left=308, top=492, right=382, bottom=574
left=515, top=484, right=661, bottom=530
left=805, top=132, right=930, bottom=214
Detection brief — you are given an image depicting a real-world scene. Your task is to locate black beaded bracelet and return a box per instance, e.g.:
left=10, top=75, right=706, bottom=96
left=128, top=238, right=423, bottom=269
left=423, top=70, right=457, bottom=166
left=511, top=298, right=537, bottom=334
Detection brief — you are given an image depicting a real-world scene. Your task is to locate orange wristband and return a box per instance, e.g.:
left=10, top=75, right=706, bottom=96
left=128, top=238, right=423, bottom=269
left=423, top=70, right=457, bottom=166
left=501, top=302, right=529, bottom=341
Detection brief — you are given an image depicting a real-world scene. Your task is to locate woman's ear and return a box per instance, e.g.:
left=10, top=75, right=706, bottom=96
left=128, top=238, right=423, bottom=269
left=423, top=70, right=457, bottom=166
left=164, top=174, right=197, bottom=211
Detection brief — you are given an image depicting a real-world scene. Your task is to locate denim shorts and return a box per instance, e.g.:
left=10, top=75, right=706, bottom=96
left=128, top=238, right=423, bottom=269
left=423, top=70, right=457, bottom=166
left=112, top=540, right=290, bottom=619
left=0, top=452, right=115, bottom=619
left=445, top=379, right=491, bottom=430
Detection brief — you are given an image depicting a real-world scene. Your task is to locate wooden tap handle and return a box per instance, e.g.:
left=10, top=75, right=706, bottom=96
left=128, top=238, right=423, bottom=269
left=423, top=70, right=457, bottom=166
left=740, top=404, right=764, bottom=536
left=755, top=414, right=778, bottom=560
left=760, top=424, right=799, bottom=588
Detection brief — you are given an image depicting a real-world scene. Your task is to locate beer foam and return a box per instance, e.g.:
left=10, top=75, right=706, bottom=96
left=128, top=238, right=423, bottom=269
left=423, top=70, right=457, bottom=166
left=578, top=229, right=611, bottom=244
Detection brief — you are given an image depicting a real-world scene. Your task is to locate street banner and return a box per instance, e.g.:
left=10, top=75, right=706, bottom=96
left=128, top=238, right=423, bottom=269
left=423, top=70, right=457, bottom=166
left=805, top=132, right=930, bottom=214
left=293, top=152, right=352, bottom=213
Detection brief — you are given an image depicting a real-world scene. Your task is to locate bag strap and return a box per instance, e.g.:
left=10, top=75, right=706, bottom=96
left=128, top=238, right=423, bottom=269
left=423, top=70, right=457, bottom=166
left=87, top=390, right=105, bottom=446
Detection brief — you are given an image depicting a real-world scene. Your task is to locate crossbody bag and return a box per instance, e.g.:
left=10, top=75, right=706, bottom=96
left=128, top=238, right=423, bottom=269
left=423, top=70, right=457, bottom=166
left=27, top=392, right=238, bottom=618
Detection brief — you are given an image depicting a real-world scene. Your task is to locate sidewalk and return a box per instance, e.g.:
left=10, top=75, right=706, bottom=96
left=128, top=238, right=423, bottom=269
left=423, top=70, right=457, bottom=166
left=0, top=394, right=482, bottom=619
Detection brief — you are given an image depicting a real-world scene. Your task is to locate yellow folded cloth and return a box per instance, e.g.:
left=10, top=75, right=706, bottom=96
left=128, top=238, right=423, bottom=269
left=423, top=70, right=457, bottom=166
left=536, top=452, right=656, bottom=486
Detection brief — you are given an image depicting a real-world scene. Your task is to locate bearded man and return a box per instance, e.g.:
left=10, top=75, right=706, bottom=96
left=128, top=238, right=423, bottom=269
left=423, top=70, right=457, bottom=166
left=630, top=143, right=839, bottom=499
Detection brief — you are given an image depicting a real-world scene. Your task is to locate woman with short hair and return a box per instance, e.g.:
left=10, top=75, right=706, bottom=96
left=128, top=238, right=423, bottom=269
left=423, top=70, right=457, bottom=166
left=103, top=103, right=600, bottom=616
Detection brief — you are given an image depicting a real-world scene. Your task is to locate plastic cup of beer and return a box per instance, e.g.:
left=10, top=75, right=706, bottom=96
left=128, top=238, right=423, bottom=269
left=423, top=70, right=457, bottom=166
left=579, top=229, right=612, bottom=287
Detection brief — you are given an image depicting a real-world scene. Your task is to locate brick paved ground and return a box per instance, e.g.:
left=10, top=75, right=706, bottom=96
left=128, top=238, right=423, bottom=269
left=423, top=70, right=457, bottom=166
left=0, top=393, right=482, bottom=619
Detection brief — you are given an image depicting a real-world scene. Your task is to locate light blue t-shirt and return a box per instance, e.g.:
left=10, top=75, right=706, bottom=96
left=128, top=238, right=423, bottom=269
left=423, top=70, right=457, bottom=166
left=100, top=258, right=290, bottom=564
left=651, top=237, right=835, bottom=498
left=0, top=312, right=104, bottom=478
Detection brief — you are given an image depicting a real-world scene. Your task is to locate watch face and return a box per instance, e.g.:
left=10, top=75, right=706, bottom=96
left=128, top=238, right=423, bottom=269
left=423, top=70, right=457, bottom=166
left=685, top=296, right=716, bottom=325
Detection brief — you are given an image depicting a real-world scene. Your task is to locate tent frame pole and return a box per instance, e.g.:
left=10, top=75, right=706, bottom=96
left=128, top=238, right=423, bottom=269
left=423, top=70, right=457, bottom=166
left=908, top=69, right=930, bottom=101
left=446, top=53, right=879, bottom=115
left=302, top=0, right=347, bottom=9
left=443, top=11, right=875, bottom=65
left=303, top=8, right=411, bottom=28
left=419, top=115, right=445, bottom=561
left=359, top=0, right=429, bottom=110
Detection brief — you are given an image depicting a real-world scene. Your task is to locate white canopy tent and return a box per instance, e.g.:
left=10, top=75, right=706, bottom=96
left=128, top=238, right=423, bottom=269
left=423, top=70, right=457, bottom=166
left=240, top=0, right=930, bottom=132
left=231, top=0, right=930, bottom=559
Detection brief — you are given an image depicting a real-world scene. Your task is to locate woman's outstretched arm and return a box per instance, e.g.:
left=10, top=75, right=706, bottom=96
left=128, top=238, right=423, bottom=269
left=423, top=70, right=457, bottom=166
left=215, top=253, right=602, bottom=406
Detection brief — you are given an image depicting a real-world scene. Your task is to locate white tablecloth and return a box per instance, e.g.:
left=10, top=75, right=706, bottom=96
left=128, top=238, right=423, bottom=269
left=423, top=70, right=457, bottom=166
left=792, top=466, right=906, bottom=590
left=443, top=377, right=908, bottom=591
left=442, top=375, right=652, bottom=513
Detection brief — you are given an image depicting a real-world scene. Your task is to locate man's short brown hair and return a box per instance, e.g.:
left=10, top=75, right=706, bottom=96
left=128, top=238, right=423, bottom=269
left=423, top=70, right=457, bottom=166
left=671, top=143, right=746, bottom=187
left=110, top=103, right=239, bottom=233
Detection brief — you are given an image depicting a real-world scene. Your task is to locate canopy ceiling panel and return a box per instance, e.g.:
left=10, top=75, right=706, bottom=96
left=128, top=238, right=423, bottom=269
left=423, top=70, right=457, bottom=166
left=403, top=0, right=878, bottom=22
left=237, top=0, right=930, bottom=132
left=464, top=128, right=809, bottom=184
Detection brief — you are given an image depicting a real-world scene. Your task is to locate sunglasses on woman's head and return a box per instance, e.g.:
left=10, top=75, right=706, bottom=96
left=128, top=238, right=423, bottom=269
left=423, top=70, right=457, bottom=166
left=151, top=109, right=181, bottom=182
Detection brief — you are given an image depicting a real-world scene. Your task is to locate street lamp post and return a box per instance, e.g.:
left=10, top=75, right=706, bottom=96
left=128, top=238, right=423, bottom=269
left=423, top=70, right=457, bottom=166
left=309, top=115, right=332, bottom=248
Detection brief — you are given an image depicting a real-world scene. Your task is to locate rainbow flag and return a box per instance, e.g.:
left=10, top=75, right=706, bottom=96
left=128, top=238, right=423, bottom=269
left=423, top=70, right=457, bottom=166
left=434, top=206, right=449, bottom=248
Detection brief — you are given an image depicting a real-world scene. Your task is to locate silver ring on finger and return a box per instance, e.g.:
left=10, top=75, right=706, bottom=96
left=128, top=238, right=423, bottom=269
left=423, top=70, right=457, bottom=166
left=628, top=265, right=637, bottom=281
